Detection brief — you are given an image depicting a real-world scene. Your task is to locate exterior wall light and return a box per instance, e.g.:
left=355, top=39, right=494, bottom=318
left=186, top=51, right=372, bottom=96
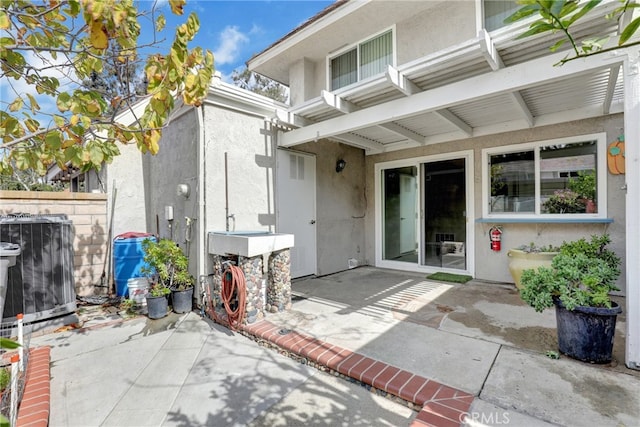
left=336, top=159, right=346, bottom=173
left=176, top=183, right=190, bottom=198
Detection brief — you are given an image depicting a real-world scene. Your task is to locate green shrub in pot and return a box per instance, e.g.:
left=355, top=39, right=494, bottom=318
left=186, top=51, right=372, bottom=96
left=520, top=234, right=620, bottom=311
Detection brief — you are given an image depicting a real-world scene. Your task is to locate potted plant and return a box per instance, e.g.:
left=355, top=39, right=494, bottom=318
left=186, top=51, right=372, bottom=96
left=142, top=238, right=195, bottom=316
left=145, top=281, right=170, bottom=319
left=568, top=170, right=596, bottom=213
left=507, top=242, right=559, bottom=290
left=519, top=234, right=621, bottom=363
left=542, top=188, right=585, bottom=213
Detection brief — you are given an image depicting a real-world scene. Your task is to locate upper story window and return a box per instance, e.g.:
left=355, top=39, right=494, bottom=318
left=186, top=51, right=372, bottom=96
left=330, top=29, right=393, bottom=91
left=484, top=0, right=520, bottom=31
left=483, top=134, right=607, bottom=218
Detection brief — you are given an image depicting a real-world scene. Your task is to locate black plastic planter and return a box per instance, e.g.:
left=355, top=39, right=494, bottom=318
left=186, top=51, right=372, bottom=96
left=554, top=299, right=621, bottom=363
left=146, top=294, right=169, bottom=319
left=171, top=287, right=194, bottom=314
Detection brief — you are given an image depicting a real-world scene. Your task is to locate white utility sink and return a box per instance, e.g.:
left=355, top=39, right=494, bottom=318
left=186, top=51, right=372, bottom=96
left=208, top=231, right=294, bottom=257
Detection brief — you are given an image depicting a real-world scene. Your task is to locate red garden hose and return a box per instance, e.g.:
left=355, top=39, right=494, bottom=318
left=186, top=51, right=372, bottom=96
left=220, top=265, right=246, bottom=330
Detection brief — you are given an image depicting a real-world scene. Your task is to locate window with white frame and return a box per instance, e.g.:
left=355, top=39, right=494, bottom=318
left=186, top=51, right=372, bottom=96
left=330, top=30, right=393, bottom=90
left=484, top=0, right=520, bottom=31
left=484, top=134, right=606, bottom=217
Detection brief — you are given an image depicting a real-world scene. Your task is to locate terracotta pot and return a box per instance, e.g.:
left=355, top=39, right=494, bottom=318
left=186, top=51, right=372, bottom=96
left=507, top=249, right=558, bottom=290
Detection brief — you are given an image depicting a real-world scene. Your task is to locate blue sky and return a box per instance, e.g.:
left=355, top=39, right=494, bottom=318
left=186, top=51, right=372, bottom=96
left=0, top=1, right=332, bottom=123
left=162, top=0, right=333, bottom=82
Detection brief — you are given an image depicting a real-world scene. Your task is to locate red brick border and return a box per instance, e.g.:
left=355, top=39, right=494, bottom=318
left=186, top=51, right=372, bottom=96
left=242, top=320, right=474, bottom=427
left=17, top=347, right=50, bottom=427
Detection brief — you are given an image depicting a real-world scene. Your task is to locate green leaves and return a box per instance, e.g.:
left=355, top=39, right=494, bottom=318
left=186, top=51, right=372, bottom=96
left=508, top=0, right=639, bottom=64
left=1, top=0, right=213, bottom=178
left=620, top=15, right=640, bottom=45
left=520, top=235, right=620, bottom=312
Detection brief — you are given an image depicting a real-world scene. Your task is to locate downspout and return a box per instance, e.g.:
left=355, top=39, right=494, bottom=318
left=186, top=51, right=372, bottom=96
left=196, top=104, right=207, bottom=306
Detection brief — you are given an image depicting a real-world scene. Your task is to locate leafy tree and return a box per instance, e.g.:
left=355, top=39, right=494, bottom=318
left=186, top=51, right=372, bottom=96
left=506, top=0, right=640, bottom=65
left=231, top=67, right=288, bottom=103
left=0, top=0, right=214, bottom=178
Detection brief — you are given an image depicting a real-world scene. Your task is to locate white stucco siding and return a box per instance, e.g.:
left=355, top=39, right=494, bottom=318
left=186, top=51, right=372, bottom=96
left=294, top=140, right=366, bottom=276
left=396, top=1, right=476, bottom=65
left=146, top=108, right=200, bottom=246
left=364, top=114, right=627, bottom=293
left=203, top=106, right=277, bottom=235
left=108, top=142, right=150, bottom=238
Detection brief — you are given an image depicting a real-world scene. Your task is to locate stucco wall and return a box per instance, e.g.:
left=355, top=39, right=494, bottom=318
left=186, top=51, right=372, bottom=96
left=0, top=190, right=108, bottom=296
left=203, top=107, right=277, bottom=234
left=107, top=142, right=150, bottom=238
left=396, top=1, right=475, bottom=64
left=291, top=1, right=476, bottom=105
left=293, top=140, right=367, bottom=276
left=364, top=114, right=627, bottom=293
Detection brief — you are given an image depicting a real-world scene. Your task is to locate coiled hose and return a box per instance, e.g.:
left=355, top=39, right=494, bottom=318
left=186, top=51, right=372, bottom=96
left=220, top=265, right=246, bottom=330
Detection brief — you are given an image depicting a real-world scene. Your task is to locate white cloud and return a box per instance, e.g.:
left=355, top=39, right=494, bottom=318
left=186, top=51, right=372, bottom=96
left=213, top=25, right=249, bottom=66
left=1, top=50, right=79, bottom=123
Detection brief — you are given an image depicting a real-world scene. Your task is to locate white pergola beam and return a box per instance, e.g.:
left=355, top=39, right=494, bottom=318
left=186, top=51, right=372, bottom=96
left=433, top=109, right=473, bottom=136
left=379, top=122, right=425, bottom=144
left=478, top=29, right=504, bottom=71
left=321, top=89, right=358, bottom=113
left=385, top=65, right=421, bottom=96
left=331, top=133, right=385, bottom=154
left=322, top=88, right=425, bottom=144
left=275, top=109, right=312, bottom=128
left=509, top=91, right=535, bottom=127
left=280, top=49, right=626, bottom=147
left=603, top=65, right=621, bottom=115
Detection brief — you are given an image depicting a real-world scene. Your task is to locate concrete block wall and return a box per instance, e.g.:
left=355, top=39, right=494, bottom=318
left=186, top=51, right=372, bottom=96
left=0, top=190, right=108, bottom=296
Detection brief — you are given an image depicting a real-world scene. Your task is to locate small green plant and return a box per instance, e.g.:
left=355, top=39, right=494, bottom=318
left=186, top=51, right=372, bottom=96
left=520, top=234, right=620, bottom=312
left=545, top=350, right=560, bottom=360
left=0, top=368, right=10, bottom=391
left=542, top=189, right=585, bottom=213
left=568, top=170, right=596, bottom=202
left=515, top=242, right=559, bottom=253
left=142, top=238, right=194, bottom=293
left=120, top=298, right=137, bottom=314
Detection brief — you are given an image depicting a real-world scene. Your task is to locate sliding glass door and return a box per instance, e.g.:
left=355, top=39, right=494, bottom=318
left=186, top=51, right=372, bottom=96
left=422, top=159, right=467, bottom=270
left=380, top=156, right=469, bottom=271
left=382, top=166, right=418, bottom=263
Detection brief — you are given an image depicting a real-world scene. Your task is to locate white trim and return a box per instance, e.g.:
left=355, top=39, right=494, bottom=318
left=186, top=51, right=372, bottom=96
left=282, top=47, right=627, bottom=148
left=374, top=150, right=475, bottom=276
left=196, top=106, right=206, bottom=305
left=481, top=133, right=608, bottom=220
left=327, top=26, right=396, bottom=91
left=248, top=0, right=370, bottom=71
left=624, top=48, right=640, bottom=369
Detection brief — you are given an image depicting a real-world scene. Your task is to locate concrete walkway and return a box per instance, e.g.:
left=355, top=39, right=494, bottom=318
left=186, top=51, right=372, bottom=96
left=31, top=311, right=415, bottom=426
left=29, top=266, right=640, bottom=426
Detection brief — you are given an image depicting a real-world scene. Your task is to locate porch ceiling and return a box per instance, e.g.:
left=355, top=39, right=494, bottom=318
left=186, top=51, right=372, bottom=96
left=278, top=1, right=626, bottom=154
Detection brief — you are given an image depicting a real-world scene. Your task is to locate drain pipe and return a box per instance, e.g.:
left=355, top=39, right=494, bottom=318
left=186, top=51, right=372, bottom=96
left=225, top=152, right=230, bottom=232
left=196, top=105, right=207, bottom=306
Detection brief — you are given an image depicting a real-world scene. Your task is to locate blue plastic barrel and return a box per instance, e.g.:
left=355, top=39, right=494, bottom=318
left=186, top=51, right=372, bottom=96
left=113, top=234, right=155, bottom=297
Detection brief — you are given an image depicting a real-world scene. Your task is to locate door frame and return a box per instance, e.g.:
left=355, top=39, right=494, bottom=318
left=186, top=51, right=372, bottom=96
left=374, top=150, right=475, bottom=276
left=276, top=148, right=318, bottom=278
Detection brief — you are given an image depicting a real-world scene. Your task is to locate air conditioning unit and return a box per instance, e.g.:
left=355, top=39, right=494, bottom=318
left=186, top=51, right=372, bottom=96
left=0, top=214, right=76, bottom=324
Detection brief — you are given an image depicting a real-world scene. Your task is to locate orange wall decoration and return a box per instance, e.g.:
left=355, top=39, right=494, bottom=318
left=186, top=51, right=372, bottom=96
left=607, top=136, right=625, bottom=175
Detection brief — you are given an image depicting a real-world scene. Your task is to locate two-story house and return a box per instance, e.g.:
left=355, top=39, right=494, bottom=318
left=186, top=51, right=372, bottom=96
left=247, top=0, right=639, bottom=368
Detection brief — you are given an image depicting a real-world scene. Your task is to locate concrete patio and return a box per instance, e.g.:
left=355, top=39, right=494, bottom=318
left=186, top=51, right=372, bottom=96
left=29, top=266, right=640, bottom=426
left=266, top=267, right=639, bottom=426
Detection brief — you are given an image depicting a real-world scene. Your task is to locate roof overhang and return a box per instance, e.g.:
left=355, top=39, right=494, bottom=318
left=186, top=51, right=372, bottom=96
left=270, top=0, right=631, bottom=154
